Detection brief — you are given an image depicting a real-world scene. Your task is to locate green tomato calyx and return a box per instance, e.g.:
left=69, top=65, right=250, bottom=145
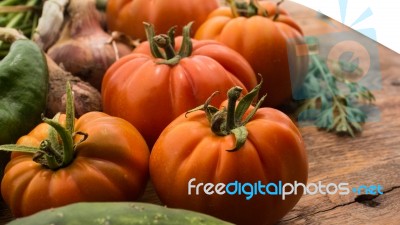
left=144, top=22, right=193, bottom=66
left=186, top=77, right=266, bottom=152
left=226, top=0, right=284, bottom=20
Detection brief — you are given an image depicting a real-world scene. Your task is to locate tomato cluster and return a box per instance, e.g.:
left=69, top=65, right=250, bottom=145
left=1, top=1, right=309, bottom=224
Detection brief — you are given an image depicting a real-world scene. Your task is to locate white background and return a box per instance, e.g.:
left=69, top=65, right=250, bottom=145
left=290, top=0, right=400, bottom=54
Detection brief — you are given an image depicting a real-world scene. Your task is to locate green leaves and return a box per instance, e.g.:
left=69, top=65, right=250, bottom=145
left=297, top=38, right=375, bottom=137
left=0, top=0, right=41, bottom=58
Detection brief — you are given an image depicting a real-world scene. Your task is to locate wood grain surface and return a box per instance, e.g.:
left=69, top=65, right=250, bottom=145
left=1, top=1, right=399, bottom=224
left=278, top=1, right=400, bottom=224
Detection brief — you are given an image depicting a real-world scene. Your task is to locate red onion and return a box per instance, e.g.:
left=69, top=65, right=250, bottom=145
left=47, top=0, right=132, bottom=90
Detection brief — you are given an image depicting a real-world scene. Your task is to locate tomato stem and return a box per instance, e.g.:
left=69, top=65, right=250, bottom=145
left=247, top=0, right=260, bottom=17
left=178, top=22, right=193, bottom=58
left=143, top=22, right=165, bottom=59
left=40, top=140, right=63, bottom=162
left=42, top=121, right=74, bottom=168
left=166, top=26, right=177, bottom=49
left=226, top=0, right=239, bottom=17
left=41, top=82, right=76, bottom=168
left=185, top=91, right=219, bottom=123
left=154, top=34, right=176, bottom=59
left=211, top=109, right=228, bottom=136
left=65, top=81, right=75, bottom=138
left=40, top=140, right=61, bottom=170
left=226, top=87, right=243, bottom=132
left=226, top=0, right=268, bottom=18
left=143, top=22, right=193, bottom=66
left=186, top=78, right=266, bottom=151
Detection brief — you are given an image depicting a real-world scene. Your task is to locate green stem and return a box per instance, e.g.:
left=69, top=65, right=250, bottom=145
left=310, top=55, right=344, bottom=114
left=166, top=25, right=177, bottom=48
left=43, top=81, right=76, bottom=167
left=226, top=87, right=243, bottom=132
left=186, top=81, right=266, bottom=151
left=178, top=22, right=193, bottom=58
left=6, top=12, right=23, bottom=28
left=65, top=82, right=75, bottom=136
left=153, top=34, right=176, bottom=60
left=226, top=0, right=239, bottom=18
left=39, top=140, right=62, bottom=170
left=145, top=22, right=194, bottom=66
left=40, top=140, right=63, bottom=161
left=29, top=13, right=38, bottom=38
left=0, top=0, right=41, bottom=40
left=22, top=9, right=32, bottom=24
left=247, top=0, right=259, bottom=17
left=40, top=82, right=88, bottom=168
left=312, top=55, right=336, bottom=96
left=333, top=97, right=348, bottom=122
left=312, top=54, right=350, bottom=120
left=49, top=113, right=62, bottom=152
left=4, top=0, right=39, bottom=27
left=45, top=155, right=59, bottom=170
left=185, top=91, right=219, bottom=123
left=0, top=0, right=21, bottom=7
left=143, top=22, right=165, bottom=58
left=226, top=0, right=268, bottom=18
left=42, top=117, right=75, bottom=167
left=211, top=110, right=228, bottom=136
left=96, top=0, right=108, bottom=11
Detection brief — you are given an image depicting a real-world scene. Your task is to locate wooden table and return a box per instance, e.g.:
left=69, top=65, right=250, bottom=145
left=1, top=1, right=399, bottom=224
left=276, top=1, right=400, bottom=224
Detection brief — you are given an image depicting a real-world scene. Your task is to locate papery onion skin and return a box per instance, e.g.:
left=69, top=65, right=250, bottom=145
left=47, top=0, right=132, bottom=91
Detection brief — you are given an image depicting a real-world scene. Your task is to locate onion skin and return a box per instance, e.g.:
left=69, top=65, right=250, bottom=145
left=61, top=82, right=102, bottom=118
left=47, top=0, right=132, bottom=91
left=33, top=0, right=69, bottom=51
left=46, top=55, right=102, bottom=118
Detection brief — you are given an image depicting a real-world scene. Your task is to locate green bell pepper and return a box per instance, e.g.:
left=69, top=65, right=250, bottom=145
left=0, top=28, right=49, bottom=180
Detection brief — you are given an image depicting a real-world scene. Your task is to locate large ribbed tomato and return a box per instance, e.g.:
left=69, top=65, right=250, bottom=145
left=150, top=83, right=308, bottom=225
left=195, top=0, right=309, bottom=107
left=106, top=0, right=219, bottom=41
left=1, top=110, right=149, bottom=217
left=102, top=23, right=257, bottom=147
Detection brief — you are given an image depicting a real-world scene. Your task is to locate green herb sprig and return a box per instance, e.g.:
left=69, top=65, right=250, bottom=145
left=297, top=37, right=375, bottom=137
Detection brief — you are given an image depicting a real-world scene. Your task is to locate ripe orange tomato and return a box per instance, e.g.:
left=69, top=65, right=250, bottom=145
left=150, top=84, right=308, bottom=225
left=1, top=112, right=150, bottom=217
left=106, top=0, right=219, bottom=41
left=195, top=0, right=309, bottom=107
